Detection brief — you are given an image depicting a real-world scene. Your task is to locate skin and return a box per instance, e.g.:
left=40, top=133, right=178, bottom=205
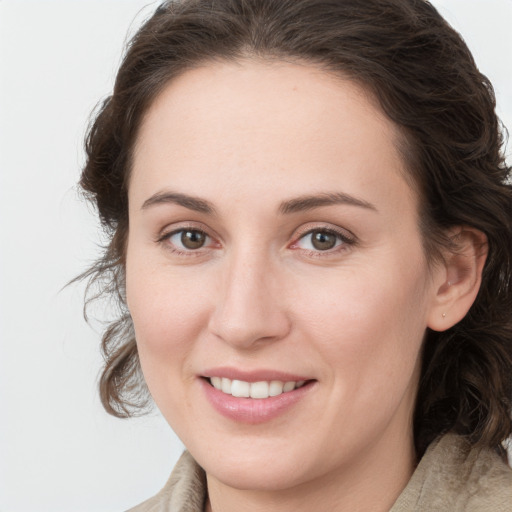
left=125, top=59, right=485, bottom=512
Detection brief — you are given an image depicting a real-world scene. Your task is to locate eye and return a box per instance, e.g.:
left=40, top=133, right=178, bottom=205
left=165, top=228, right=211, bottom=251
left=294, top=228, right=352, bottom=252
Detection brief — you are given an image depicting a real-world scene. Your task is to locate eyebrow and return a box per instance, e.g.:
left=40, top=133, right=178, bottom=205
left=140, top=190, right=376, bottom=216
left=141, top=191, right=216, bottom=214
left=279, top=192, right=377, bottom=214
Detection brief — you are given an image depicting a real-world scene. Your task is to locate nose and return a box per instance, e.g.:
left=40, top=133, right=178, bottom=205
left=207, top=250, right=291, bottom=350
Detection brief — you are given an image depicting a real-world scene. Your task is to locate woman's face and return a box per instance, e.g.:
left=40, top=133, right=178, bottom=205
left=126, top=60, right=443, bottom=491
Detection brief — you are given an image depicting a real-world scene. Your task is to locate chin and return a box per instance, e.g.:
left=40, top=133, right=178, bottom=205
left=187, top=433, right=329, bottom=492
left=204, top=457, right=312, bottom=492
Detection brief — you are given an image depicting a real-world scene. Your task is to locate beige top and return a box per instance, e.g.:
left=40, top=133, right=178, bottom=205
left=127, top=434, right=512, bottom=511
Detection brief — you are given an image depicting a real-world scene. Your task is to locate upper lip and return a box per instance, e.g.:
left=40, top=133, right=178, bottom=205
left=201, top=367, right=313, bottom=382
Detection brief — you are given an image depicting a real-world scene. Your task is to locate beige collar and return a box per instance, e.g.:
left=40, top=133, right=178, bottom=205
left=127, top=434, right=512, bottom=512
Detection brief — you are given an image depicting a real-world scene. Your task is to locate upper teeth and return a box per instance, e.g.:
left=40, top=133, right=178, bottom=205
left=209, top=377, right=306, bottom=399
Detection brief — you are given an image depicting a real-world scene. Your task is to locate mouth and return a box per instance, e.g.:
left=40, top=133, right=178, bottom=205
left=206, top=376, right=308, bottom=399
left=200, top=371, right=315, bottom=423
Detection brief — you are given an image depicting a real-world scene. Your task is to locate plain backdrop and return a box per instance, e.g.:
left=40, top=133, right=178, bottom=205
left=0, top=1, right=511, bottom=511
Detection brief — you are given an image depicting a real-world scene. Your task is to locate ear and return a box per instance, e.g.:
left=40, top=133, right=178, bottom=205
left=427, top=227, right=488, bottom=332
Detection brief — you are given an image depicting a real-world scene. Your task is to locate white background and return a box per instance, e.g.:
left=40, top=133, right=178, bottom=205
left=0, top=1, right=511, bottom=511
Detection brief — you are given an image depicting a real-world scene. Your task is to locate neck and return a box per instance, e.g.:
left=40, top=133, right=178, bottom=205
left=205, top=429, right=416, bottom=512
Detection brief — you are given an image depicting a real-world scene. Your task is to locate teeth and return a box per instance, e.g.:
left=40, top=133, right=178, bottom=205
left=221, top=377, right=231, bottom=394
left=269, top=380, right=284, bottom=396
left=250, top=381, right=269, bottom=399
left=231, top=379, right=250, bottom=397
left=283, top=381, right=296, bottom=392
left=210, top=376, right=222, bottom=389
left=209, top=377, right=306, bottom=399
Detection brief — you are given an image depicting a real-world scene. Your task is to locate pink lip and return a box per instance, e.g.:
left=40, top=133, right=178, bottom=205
left=199, top=373, right=315, bottom=425
left=201, top=366, right=310, bottom=382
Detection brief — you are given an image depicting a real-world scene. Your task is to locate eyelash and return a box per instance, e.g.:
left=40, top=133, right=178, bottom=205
left=156, top=225, right=215, bottom=257
left=156, top=224, right=356, bottom=258
left=290, top=226, right=356, bottom=256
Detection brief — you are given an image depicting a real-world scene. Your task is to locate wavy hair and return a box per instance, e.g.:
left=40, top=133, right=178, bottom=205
left=79, top=0, right=512, bottom=457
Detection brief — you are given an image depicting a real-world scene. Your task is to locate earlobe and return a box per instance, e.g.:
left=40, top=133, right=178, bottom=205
left=427, top=227, right=488, bottom=332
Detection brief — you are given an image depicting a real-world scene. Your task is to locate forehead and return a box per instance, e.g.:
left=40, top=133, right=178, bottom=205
left=131, top=59, right=416, bottom=217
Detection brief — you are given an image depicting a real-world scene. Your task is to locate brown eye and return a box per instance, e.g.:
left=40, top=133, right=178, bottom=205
left=181, top=229, right=207, bottom=249
left=310, top=230, right=338, bottom=250
left=294, top=228, right=350, bottom=253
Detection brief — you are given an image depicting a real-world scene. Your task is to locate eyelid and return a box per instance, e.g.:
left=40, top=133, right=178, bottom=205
left=156, top=222, right=221, bottom=254
left=154, top=221, right=356, bottom=256
left=292, top=223, right=356, bottom=243
left=289, top=223, right=357, bottom=253
left=156, top=220, right=213, bottom=241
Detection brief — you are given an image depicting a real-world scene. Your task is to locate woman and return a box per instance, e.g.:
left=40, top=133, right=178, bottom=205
left=80, top=0, right=512, bottom=510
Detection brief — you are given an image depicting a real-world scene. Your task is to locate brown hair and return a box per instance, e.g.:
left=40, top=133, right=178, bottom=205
left=80, top=0, right=512, bottom=457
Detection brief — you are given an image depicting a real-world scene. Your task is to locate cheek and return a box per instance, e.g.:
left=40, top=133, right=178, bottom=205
left=125, top=254, right=212, bottom=389
left=291, top=256, right=430, bottom=396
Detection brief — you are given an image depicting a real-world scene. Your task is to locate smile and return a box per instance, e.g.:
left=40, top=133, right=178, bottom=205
left=201, top=374, right=315, bottom=424
left=209, top=377, right=306, bottom=399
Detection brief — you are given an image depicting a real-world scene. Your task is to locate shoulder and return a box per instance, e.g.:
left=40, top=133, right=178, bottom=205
left=125, top=451, right=206, bottom=512
left=391, top=434, right=512, bottom=512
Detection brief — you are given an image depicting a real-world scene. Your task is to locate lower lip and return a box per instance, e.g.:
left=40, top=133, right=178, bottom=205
left=200, top=378, right=314, bottom=424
